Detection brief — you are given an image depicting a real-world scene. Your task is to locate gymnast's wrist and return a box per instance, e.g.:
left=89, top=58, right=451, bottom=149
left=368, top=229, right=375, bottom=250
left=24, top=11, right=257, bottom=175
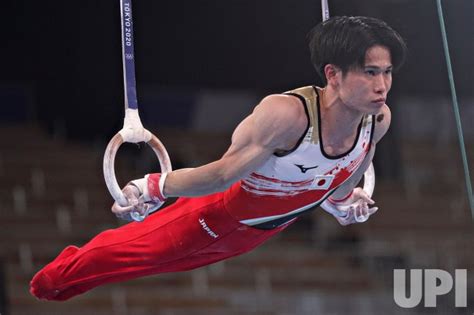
left=146, top=173, right=168, bottom=202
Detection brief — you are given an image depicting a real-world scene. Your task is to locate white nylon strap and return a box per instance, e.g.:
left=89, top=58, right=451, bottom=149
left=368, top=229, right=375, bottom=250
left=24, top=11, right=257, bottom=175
left=130, top=177, right=150, bottom=201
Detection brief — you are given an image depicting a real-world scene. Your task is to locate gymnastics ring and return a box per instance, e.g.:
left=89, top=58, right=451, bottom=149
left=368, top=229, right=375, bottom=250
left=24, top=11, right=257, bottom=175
left=356, top=163, right=375, bottom=222
left=103, top=123, right=172, bottom=221
left=363, top=162, right=375, bottom=197
left=103, top=130, right=171, bottom=206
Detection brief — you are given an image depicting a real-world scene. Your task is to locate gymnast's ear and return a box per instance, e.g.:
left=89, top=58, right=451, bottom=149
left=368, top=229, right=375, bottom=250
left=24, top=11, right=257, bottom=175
left=323, top=64, right=341, bottom=87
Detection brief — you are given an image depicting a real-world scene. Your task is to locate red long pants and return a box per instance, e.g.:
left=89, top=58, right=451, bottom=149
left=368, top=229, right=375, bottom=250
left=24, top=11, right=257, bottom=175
left=30, top=192, right=290, bottom=301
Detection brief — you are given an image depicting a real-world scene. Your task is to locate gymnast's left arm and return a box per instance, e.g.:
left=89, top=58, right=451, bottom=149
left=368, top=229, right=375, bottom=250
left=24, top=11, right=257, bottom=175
left=323, top=105, right=391, bottom=225
left=111, top=94, right=307, bottom=217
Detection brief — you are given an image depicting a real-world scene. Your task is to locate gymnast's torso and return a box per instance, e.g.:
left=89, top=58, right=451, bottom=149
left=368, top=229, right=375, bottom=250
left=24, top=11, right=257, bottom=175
left=223, top=86, right=375, bottom=229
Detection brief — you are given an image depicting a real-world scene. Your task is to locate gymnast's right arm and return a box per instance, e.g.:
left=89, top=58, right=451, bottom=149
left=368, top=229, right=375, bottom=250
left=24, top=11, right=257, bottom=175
left=111, top=94, right=307, bottom=216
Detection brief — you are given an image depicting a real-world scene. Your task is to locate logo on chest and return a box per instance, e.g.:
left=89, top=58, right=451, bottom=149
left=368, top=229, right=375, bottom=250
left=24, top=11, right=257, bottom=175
left=294, top=164, right=319, bottom=173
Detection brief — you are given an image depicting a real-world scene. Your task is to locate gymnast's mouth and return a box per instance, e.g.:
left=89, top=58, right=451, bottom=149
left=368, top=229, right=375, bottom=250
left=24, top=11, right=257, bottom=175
left=371, top=98, right=386, bottom=105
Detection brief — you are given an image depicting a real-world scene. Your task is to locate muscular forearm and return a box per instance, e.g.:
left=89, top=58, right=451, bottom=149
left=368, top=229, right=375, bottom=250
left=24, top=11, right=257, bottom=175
left=162, top=162, right=236, bottom=198
left=161, top=142, right=275, bottom=198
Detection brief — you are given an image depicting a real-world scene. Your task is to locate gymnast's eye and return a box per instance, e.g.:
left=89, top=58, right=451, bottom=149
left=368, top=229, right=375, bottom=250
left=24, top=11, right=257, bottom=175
left=365, top=69, right=377, bottom=76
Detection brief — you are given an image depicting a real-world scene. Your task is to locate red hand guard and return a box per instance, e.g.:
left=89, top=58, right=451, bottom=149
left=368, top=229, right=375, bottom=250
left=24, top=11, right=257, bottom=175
left=147, top=173, right=167, bottom=202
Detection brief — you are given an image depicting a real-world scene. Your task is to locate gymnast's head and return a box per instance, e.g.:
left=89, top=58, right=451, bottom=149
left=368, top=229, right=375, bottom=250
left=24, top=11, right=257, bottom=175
left=308, top=16, right=407, bottom=84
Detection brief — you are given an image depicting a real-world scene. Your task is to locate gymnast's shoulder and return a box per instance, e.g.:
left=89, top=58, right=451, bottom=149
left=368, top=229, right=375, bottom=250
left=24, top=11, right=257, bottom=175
left=250, top=94, right=308, bottom=142
left=373, top=104, right=391, bottom=144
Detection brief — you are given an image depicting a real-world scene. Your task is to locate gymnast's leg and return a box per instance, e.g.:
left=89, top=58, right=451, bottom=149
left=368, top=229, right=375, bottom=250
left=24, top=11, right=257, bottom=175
left=30, top=193, right=287, bottom=301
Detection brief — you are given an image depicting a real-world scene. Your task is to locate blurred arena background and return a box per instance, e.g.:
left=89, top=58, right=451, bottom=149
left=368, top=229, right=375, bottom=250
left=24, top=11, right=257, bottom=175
left=0, top=0, right=473, bottom=314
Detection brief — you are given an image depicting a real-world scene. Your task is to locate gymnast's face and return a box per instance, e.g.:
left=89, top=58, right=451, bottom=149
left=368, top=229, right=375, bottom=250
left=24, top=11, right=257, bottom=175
left=337, top=45, right=393, bottom=114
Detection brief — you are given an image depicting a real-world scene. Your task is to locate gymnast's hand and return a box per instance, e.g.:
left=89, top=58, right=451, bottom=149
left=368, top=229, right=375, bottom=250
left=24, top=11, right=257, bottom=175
left=322, top=187, right=379, bottom=226
left=111, top=173, right=167, bottom=221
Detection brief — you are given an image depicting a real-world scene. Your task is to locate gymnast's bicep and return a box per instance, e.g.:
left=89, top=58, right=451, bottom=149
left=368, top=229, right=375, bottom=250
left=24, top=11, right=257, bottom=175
left=163, top=95, right=306, bottom=196
left=217, top=95, right=308, bottom=185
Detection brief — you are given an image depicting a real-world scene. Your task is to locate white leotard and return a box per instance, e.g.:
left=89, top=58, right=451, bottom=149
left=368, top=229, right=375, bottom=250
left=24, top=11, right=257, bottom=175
left=224, top=86, right=374, bottom=229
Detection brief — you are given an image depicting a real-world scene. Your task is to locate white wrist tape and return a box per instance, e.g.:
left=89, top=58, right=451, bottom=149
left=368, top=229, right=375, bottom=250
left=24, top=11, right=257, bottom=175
left=131, top=177, right=151, bottom=201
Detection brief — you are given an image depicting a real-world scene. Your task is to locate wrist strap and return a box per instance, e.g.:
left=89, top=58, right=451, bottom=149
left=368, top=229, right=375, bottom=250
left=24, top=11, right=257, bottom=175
left=130, top=178, right=147, bottom=196
left=146, top=173, right=167, bottom=202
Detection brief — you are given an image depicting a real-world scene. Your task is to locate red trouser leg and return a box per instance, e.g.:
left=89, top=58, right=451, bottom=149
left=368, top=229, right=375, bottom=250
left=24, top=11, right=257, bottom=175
left=30, top=193, right=288, bottom=301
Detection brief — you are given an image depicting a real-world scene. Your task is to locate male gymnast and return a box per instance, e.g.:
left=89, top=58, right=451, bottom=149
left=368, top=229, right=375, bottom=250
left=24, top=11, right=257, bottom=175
left=30, top=16, right=407, bottom=300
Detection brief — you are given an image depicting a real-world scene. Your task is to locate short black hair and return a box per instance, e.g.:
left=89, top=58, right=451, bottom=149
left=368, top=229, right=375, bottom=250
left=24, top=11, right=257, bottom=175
left=308, top=16, right=407, bottom=83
